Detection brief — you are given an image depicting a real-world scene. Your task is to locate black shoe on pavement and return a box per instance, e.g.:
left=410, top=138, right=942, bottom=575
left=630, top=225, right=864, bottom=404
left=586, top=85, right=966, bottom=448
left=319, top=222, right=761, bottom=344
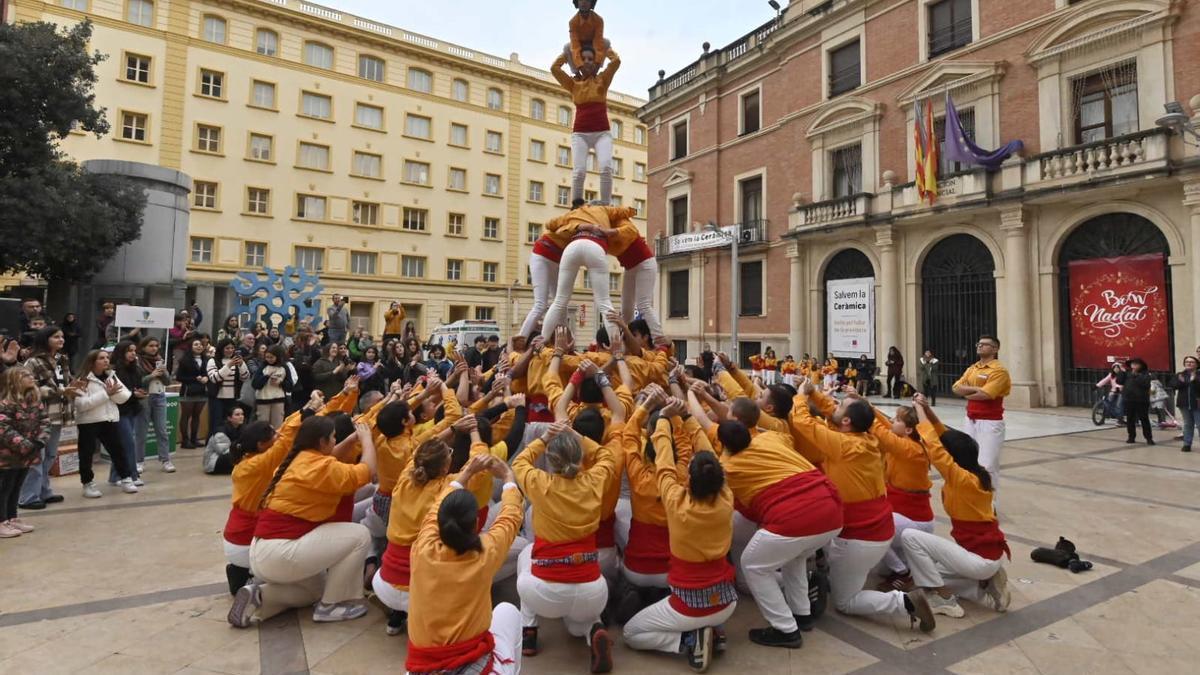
left=18, top=500, right=46, bottom=510
left=1146, top=439, right=1156, bottom=445
left=748, top=626, right=803, bottom=649
left=684, top=627, right=712, bottom=672
left=44, top=494, right=64, bottom=504
left=521, top=627, right=539, bottom=656
left=905, top=591, right=937, bottom=633
left=589, top=622, right=613, bottom=673
left=793, top=613, right=816, bottom=632
left=1183, top=445, right=1193, bottom=453
left=385, top=609, right=407, bottom=636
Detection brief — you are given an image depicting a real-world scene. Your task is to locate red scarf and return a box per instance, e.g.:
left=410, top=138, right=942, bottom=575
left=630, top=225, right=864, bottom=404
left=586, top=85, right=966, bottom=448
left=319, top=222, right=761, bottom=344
left=667, top=556, right=736, bottom=617
left=886, top=484, right=934, bottom=522
left=840, top=495, right=895, bottom=542
left=950, top=519, right=1011, bottom=561
left=379, top=544, right=412, bottom=588
left=531, top=535, right=601, bottom=583
left=223, top=507, right=258, bottom=546
left=623, top=519, right=671, bottom=575
left=406, top=630, right=511, bottom=674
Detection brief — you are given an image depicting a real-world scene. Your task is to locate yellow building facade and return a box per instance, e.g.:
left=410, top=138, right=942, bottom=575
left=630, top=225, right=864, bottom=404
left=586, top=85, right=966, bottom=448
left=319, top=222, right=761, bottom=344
left=6, top=0, right=648, bottom=337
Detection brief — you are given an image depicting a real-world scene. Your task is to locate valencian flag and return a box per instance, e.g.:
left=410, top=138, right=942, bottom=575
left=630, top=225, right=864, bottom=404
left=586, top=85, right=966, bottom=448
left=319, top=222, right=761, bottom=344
left=942, top=94, right=1024, bottom=170
left=913, top=99, right=939, bottom=204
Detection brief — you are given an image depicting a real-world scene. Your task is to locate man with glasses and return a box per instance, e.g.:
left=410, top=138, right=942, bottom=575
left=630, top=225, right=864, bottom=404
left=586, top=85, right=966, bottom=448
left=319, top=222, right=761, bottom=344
left=952, top=335, right=1011, bottom=491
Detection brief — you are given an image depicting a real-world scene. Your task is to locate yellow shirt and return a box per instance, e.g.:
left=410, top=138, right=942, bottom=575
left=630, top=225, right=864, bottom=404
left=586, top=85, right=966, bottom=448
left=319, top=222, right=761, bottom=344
left=513, top=434, right=617, bottom=542
left=953, top=360, right=1012, bottom=400
left=790, top=391, right=886, bottom=504
left=385, top=442, right=495, bottom=549
left=551, top=50, right=620, bottom=106
left=264, top=452, right=371, bottom=521
left=384, top=307, right=406, bottom=335
left=719, top=430, right=817, bottom=507
left=918, top=422, right=996, bottom=521
left=869, top=410, right=933, bottom=493
left=375, top=387, right=462, bottom=495
left=568, top=11, right=606, bottom=66
left=621, top=408, right=669, bottom=527
left=654, top=418, right=733, bottom=563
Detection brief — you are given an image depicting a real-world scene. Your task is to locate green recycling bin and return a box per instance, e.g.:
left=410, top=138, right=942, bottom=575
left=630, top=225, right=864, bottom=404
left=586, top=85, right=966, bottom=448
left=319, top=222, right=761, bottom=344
left=144, top=392, right=180, bottom=458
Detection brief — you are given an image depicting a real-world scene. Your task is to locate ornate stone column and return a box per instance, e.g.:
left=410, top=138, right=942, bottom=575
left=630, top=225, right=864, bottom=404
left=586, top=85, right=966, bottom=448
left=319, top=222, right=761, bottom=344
left=787, top=243, right=805, bottom=358
left=1185, top=181, right=1200, bottom=347
left=1000, top=206, right=1040, bottom=407
left=874, top=226, right=900, bottom=363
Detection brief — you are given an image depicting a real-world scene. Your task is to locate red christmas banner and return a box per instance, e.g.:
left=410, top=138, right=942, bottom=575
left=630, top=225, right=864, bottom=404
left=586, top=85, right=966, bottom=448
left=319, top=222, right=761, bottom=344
left=1068, top=254, right=1170, bottom=371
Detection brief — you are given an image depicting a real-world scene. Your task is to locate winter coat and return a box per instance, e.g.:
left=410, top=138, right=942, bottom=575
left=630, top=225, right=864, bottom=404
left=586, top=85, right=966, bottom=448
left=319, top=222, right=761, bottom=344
left=0, top=398, right=49, bottom=470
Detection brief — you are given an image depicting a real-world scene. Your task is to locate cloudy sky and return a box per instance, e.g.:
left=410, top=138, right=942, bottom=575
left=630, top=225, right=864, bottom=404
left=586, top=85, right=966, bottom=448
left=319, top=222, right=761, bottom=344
left=331, top=1, right=784, bottom=97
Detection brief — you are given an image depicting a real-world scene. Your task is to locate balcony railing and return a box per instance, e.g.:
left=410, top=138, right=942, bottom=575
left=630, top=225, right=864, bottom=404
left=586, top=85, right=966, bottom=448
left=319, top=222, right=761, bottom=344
left=655, top=220, right=768, bottom=258
left=1028, top=128, right=1168, bottom=184
left=790, top=194, right=871, bottom=231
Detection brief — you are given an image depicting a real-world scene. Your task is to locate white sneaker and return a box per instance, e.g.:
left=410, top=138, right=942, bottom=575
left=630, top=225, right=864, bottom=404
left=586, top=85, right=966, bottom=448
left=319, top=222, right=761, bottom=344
left=162, top=461, right=176, bottom=473
left=928, top=593, right=966, bottom=618
left=133, top=477, right=145, bottom=487
left=118, top=478, right=139, bottom=494
left=983, top=568, right=1011, bottom=613
left=82, top=482, right=102, bottom=499
left=136, top=463, right=144, bottom=474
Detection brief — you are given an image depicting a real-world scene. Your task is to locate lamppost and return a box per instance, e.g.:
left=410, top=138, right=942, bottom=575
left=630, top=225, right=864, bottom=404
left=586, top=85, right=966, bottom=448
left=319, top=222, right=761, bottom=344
left=706, top=222, right=739, bottom=364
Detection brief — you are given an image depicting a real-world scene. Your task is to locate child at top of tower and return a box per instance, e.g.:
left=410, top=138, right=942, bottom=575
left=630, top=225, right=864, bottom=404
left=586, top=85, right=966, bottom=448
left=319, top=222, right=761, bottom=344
left=569, top=0, right=607, bottom=73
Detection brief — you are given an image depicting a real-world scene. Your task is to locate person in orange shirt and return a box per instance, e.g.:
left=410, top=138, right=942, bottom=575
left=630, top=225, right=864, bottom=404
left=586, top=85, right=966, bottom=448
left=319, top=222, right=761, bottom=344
left=622, top=399, right=737, bottom=672
left=951, top=334, right=1011, bottom=491
left=748, top=353, right=765, bottom=382
left=228, top=415, right=377, bottom=627
left=780, top=356, right=799, bottom=387
left=514, top=421, right=619, bottom=673
left=762, top=347, right=779, bottom=386
left=382, top=302, right=405, bottom=343
left=551, top=44, right=620, bottom=204
left=904, top=395, right=1011, bottom=619
left=404, top=454, right=526, bottom=675
left=790, top=379, right=935, bottom=634
left=567, top=0, right=608, bottom=72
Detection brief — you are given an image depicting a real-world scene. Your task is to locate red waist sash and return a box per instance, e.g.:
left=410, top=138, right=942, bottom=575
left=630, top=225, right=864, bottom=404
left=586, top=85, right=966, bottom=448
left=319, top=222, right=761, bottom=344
left=532, top=237, right=564, bottom=264
left=253, top=508, right=320, bottom=540
left=476, top=505, right=489, bottom=534
left=223, top=506, right=258, bottom=546
left=616, top=238, right=654, bottom=269
left=574, top=101, right=610, bottom=133
left=966, top=398, right=1005, bottom=421
left=886, top=484, right=934, bottom=522
left=596, top=514, right=616, bottom=548
left=379, top=543, right=412, bottom=588
left=406, top=630, right=506, bottom=675
left=951, top=518, right=1011, bottom=561
left=667, top=555, right=737, bottom=617
left=531, top=534, right=601, bottom=583
left=840, top=495, right=895, bottom=542
left=624, top=519, right=671, bottom=575
left=527, top=394, right=554, bottom=423
left=746, top=471, right=844, bottom=538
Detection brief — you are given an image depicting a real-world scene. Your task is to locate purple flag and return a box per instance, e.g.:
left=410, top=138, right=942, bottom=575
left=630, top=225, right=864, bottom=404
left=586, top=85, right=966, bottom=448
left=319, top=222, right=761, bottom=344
left=943, top=94, right=1023, bottom=170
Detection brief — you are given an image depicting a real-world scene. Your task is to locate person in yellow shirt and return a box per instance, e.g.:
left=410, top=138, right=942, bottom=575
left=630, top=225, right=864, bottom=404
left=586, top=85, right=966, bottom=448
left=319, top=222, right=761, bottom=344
left=228, top=415, right=377, bottom=627
left=951, top=335, right=1012, bottom=491
left=551, top=44, right=620, bottom=204
left=567, top=0, right=607, bottom=72
left=762, top=347, right=780, bottom=386
left=382, top=302, right=405, bottom=342
left=404, top=455, right=525, bottom=675
left=905, top=395, right=1011, bottom=619
left=748, top=353, right=765, bottom=382
left=780, top=356, right=799, bottom=387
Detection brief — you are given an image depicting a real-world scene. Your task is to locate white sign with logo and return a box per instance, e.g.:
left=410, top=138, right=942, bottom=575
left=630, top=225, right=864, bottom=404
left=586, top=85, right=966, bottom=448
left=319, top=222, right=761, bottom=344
left=826, top=277, right=875, bottom=359
left=661, top=226, right=738, bottom=255
left=115, top=305, right=177, bottom=330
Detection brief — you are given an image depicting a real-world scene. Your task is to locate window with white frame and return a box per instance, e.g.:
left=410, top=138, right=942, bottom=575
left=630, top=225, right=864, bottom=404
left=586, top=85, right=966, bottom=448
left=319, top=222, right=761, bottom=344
left=405, top=114, right=432, bottom=139
left=829, top=40, right=861, bottom=96
left=251, top=80, right=275, bottom=108
left=634, top=162, right=646, bottom=181
left=124, top=54, right=151, bottom=83
left=446, top=259, right=463, bottom=280
left=401, top=255, right=426, bottom=278
left=296, top=195, right=326, bottom=220
left=294, top=246, right=324, bottom=271
left=248, top=134, right=272, bottom=161
left=61, top=0, right=87, bottom=9
left=297, top=142, right=329, bottom=170
left=408, top=68, right=432, bottom=93
left=611, top=119, right=623, bottom=139
left=301, top=92, right=332, bottom=119
left=245, top=241, right=266, bottom=266
left=530, top=99, right=545, bottom=120
left=633, top=198, right=646, bottom=217
left=612, top=158, right=623, bottom=177
left=485, top=131, right=503, bottom=153
left=190, top=237, right=213, bottom=263
left=196, top=124, right=222, bottom=153
left=483, top=217, right=500, bottom=239
left=202, top=15, right=226, bottom=43
left=121, top=111, right=147, bottom=141
left=475, top=307, right=495, bottom=321
left=482, top=262, right=498, bottom=283
left=352, top=202, right=379, bottom=226
left=556, top=145, right=571, bottom=166
left=529, top=139, right=546, bottom=161
left=556, top=185, right=571, bottom=206
left=256, top=29, right=278, bottom=57
left=246, top=188, right=269, bottom=215
left=671, top=119, right=688, bottom=160
left=450, top=122, right=469, bottom=146
left=740, top=90, right=761, bottom=135
left=484, top=174, right=501, bottom=196
left=527, top=222, right=542, bottom=243
left=447, top=213, right=464, bottom=236
left=1073, top=62, right=1139, bottom=144
left=352, top=151, right=381, bottom=178
left=193, top=181, right=218, bottom=209
left=528, top=181, right=544, bottom=202
left=634, top=126, right=646, bottom=144
left=830, top=144, right=863, bottom=198
left=486, top=88, right=503, bottom=110
left=448, top=167, right=467, bottom=190
left=404, top=160, right=430, bottom=185
left=558, top=105, right=572, bottom=126
left=403, top=207, right=428, bottom=231
left=358, top=55, right=385, bottom=82
left=127, top=0, right=153, bottom=27
left=350, top=251, right=377, bottom=274
left=354, top=103, right=383, bottom=130
left=451, top=78, right=469, bottom=102
left=199, top=69, right=223, bottom=98
left=609, top=273, right=621, bottom=293
left=303, top=42, right=334, bottom=69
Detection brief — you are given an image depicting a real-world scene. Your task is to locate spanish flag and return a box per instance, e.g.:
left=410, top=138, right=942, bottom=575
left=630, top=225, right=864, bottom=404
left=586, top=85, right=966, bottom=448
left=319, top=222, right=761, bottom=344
left=914, top=99, right=939, bottom=204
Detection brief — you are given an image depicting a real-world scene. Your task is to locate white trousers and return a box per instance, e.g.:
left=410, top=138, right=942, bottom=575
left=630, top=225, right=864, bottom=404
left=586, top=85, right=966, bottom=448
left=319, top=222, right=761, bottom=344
left=516, top=545, right=608, bottom=640
left=541, top=239, right=615, bottom=341
left=621, top=564, right=668, bottom=589
left=964, top=417, right=1005, bottom=490
left=520, top=253, right=560, bottom=339
left=620, top=258, right=662, bottom=338
left=763, top=370, right=778, bottom=386
left=405, top=602, right=523, bottom=675
left=827, top=536, right=907, bottom=617
left=740, top=527, right=839, bottom=632
left=599, top=546, right=621, bottom=588
left=371, top=569, right=409, bottom=612
left=881, top=513, right=936, bottom=574
left=224, top=540, right=251, bottom=569
left=571, top=131, right=614, bottom=204
left=623, top=597, right=737, bottom=654
left=901, top=529, right=1001, bottom=603
left=614, top=498, right=632, bottom=552
left=730, top=512, right=759, bottom=594
left=782, top=374, right=796, bottom=387
left=249, top=522, right=371, bottom=621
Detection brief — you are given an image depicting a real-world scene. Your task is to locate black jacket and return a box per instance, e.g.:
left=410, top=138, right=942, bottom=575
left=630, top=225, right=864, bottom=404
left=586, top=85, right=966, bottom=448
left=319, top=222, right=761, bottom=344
left=1122, top=371, right=1152, bottom=404
left=1175, top=370, right=1200, bottom=410
left=175, top=354, right=209, bottom=397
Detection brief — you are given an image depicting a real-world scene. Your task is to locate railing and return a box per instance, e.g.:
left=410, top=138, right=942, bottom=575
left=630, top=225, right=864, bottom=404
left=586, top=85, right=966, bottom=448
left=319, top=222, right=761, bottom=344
left=650, top=15, right=782, bottom=100
left=1032, top=129, right=1164, bottom=181
left=250, top=0, right=645, bottom=107
left=655, top=220, right=769, bottom=258
left=791, top=194, right=870, bottom=230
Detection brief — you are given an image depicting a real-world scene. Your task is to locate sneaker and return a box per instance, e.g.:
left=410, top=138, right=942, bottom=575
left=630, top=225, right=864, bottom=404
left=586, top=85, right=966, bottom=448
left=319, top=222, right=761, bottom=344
left=385, top=609, right=407, bottom=636
left=313, top=599, right=369, bottom=623
left=927, top=593, right=965, bottom=618
left=748, top=626, right=802, bottom=649
left=1146, top=439, right=1156, bottom=446
left=227, top=583, right=262, bottom=628
left=133, top=477, right=145, bottom=487
left=82, top=482, right=102, bottom=499
left=982, top=568, right=1011, bottom=613
left=905, top=590, right=937, bottom=633
left=18, top=500, right=46, bottom=510
left=162, top=461, right=176, bottom=473
left=588, top=622, right=612, bottom=673
left=712, top=626, right=727, bottom=654
left=136, top=463, right=144, bottom=474
left=0, top=522, right=22, bottom=538
left=522, top=627, right=539, bottom=656
left=793, top=613, right=816, bottom=632
left=44, top=494, right=64, bottom=504
left=118, top=478, right=139, bottom=494
left=1184, top=445, right=1193, bottom=453
left=7, top=518, right=34, bottom=533
left=808, top=567, right=831, bottom=619
left=684, top=627, right=712, bottom=673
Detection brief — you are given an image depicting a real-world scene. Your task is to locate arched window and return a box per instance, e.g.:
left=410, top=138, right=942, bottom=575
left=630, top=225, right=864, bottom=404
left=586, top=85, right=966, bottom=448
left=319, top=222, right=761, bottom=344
left=358, top=54, right=385, bottom=82
left=558, top=105, right=572, bottom=127
left=610, top=119, right=623, bottom=139
left=255, top=29, right=278, bottom=57
left=303, top=41, right=334, bottom=69
left=486, top=87, right=503, bottom=110
left=530, top=98, right=545, bottom=120
left=408, top=68, right=433, bottom=93
left=451, top=78, right=469, bottom=102
left=201, top=15, right=226, bottom=44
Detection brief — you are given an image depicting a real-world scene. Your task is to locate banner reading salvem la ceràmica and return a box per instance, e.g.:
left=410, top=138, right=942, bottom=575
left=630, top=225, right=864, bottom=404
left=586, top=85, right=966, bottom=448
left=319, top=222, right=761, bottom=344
left=1068, top=254, right=1170, bottom=371
left=827, top=277, right=875, bottom=359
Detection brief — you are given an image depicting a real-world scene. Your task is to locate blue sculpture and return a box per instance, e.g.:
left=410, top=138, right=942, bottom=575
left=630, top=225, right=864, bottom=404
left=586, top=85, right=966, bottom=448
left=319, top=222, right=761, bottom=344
left=230, top=266, right=324, bottom=328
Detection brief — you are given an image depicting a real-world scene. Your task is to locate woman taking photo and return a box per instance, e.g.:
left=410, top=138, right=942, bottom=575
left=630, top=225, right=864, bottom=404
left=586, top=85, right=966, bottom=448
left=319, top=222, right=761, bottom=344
left=208, top=339, right=250, bottom=433
left=73, top=350, right=139, bottom=498
left=252, top=345, right=294, bottom=428
left=108, top=341, right=144, bottom=487
left=0, top=367, right=49, bottom=537
left=404, top=454, right=525, bottom=675
left=1175, top=356, right=1199, bottom=452
left=175, top=339, right=210, bottom=453
left=1122, top=358, right=1154, bottom=445
left=18, top=326, right=72, bottom=510
left=227, top=415, right=377, bottom=626
left=886, top=347, right=905, bottom=399
left=135, top=337, right=172, bottom=474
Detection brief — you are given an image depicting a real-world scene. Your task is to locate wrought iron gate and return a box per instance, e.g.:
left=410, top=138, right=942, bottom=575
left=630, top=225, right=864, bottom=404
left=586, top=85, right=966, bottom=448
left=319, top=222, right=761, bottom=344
left=921, top=234, right=997, bottom=396
left=1058, top=214, right=1172, bottom=407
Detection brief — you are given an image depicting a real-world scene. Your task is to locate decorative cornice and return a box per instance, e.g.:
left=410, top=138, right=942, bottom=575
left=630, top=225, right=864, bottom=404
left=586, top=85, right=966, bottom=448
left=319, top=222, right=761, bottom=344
left=999, top=206, right=1028, bottom=232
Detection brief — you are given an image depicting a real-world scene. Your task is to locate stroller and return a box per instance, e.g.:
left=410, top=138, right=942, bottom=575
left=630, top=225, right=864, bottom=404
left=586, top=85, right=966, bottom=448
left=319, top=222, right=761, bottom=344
left=1150, top=380, right=1179, bottom=430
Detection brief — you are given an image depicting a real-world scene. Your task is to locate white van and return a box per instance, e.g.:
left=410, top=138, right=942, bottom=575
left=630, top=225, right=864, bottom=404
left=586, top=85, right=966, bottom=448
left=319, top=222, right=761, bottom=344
left=427, top=320, right=502, bottom=356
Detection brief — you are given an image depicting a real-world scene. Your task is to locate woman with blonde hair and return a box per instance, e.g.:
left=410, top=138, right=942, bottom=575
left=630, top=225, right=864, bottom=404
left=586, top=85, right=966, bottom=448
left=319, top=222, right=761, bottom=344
left=0, top=367, right=50, bottom=537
